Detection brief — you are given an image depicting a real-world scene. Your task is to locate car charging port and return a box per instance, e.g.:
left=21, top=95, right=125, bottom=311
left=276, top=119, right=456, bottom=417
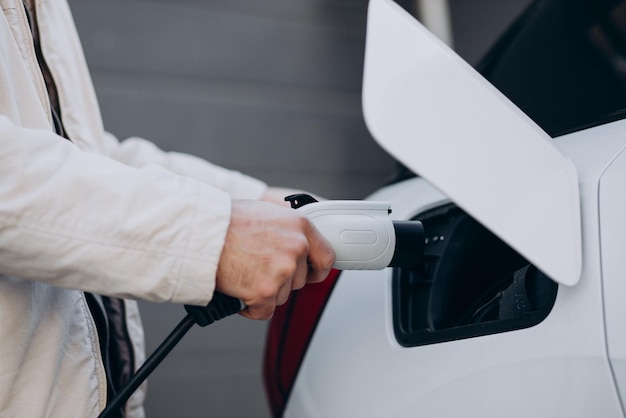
left=393, top=204, right=558, bottom=347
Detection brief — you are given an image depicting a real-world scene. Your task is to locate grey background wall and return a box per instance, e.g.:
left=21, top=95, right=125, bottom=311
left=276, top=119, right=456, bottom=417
left=66, top=0, right=530, bottom=417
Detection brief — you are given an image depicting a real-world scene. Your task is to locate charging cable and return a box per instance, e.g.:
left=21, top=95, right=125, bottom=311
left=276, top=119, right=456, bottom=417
left=98, top=293, right=244, bottom=418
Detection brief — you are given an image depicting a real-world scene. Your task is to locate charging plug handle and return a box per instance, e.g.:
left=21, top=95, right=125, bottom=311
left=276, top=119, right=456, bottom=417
left=286, top=193, right=425, bottom=270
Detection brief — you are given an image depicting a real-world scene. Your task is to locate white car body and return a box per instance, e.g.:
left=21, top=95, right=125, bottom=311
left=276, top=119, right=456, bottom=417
left=272, top=0, right=626, bottom=416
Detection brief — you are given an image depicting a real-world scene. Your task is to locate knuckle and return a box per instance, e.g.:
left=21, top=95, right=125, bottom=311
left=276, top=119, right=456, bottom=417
left=311, top=247, right=335, bottom=271
left=272, top=262, right=293, bottom=282
left=325, top=249, right=336, bottom=268
left=248, top=306, right=274, bottom=321
left=292, top=277, right=306, bottom=291
left=277, top=293, right=290, bottom=307
left=290, top=234, right=309, bottom=255
left=294, top=214, right=310, bottom=230
left=257, top=282, right=278, bottom=300
left=275, top=260, right=297, bottom=281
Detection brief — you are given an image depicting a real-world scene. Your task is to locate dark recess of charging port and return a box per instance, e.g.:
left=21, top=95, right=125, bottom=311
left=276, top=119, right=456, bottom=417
left=393, top=204, right=558, bottom=347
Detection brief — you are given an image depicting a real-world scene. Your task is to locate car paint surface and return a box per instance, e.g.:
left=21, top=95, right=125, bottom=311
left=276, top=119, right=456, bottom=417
left=282, top=0, right=626, bottom=416
left=286, top=120, right=626, bottom=416
left=598, top=132, right=626, bottom=408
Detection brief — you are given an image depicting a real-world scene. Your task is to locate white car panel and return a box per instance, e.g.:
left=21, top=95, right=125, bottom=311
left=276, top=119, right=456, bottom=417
left=599, top=133, right=626, bottom=407
left=361, top=0, right=581, bottom=286
left=285, top=120, right=626, bottom=416
left=285, top=174, right=620, bottom=417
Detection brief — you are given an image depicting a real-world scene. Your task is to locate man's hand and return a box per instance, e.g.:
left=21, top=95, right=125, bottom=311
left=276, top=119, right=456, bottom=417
left=215, top=200, right=336, bottom=320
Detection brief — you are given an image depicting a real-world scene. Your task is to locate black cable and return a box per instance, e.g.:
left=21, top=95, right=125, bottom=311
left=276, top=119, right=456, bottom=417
left=98, top=314, right=196, bottom=418
left=98, top=293, right=243, bottom=418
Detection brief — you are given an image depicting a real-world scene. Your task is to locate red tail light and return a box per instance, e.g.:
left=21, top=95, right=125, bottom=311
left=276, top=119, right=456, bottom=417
left=263, top=269, right=341, bottom=417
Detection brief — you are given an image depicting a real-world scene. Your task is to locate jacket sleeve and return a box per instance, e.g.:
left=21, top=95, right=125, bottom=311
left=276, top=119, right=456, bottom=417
left=101, top=132, right=267, bottom=200
left=0, top=116, right=230, bottom=305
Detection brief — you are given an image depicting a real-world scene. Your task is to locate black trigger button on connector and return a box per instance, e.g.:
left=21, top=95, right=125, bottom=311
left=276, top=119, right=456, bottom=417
left=284, top=193, right=319, bottom=209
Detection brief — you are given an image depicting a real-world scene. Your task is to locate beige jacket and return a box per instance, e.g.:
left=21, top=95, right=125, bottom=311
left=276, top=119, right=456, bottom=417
left=0, top=0, right=266, bottom=416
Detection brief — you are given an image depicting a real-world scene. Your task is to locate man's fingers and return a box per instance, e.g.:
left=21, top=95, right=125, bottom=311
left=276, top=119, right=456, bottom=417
left=217, top=200, right=337, bottom=321
left=241, top=291, right=278, bottom=320
left=305, top=223, right=336, bottom=283
left=276, top=279, right=293, bottom=306
left=291, top=254, right=309, bottom=291
left=239, top=306, right=273, bottom=321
